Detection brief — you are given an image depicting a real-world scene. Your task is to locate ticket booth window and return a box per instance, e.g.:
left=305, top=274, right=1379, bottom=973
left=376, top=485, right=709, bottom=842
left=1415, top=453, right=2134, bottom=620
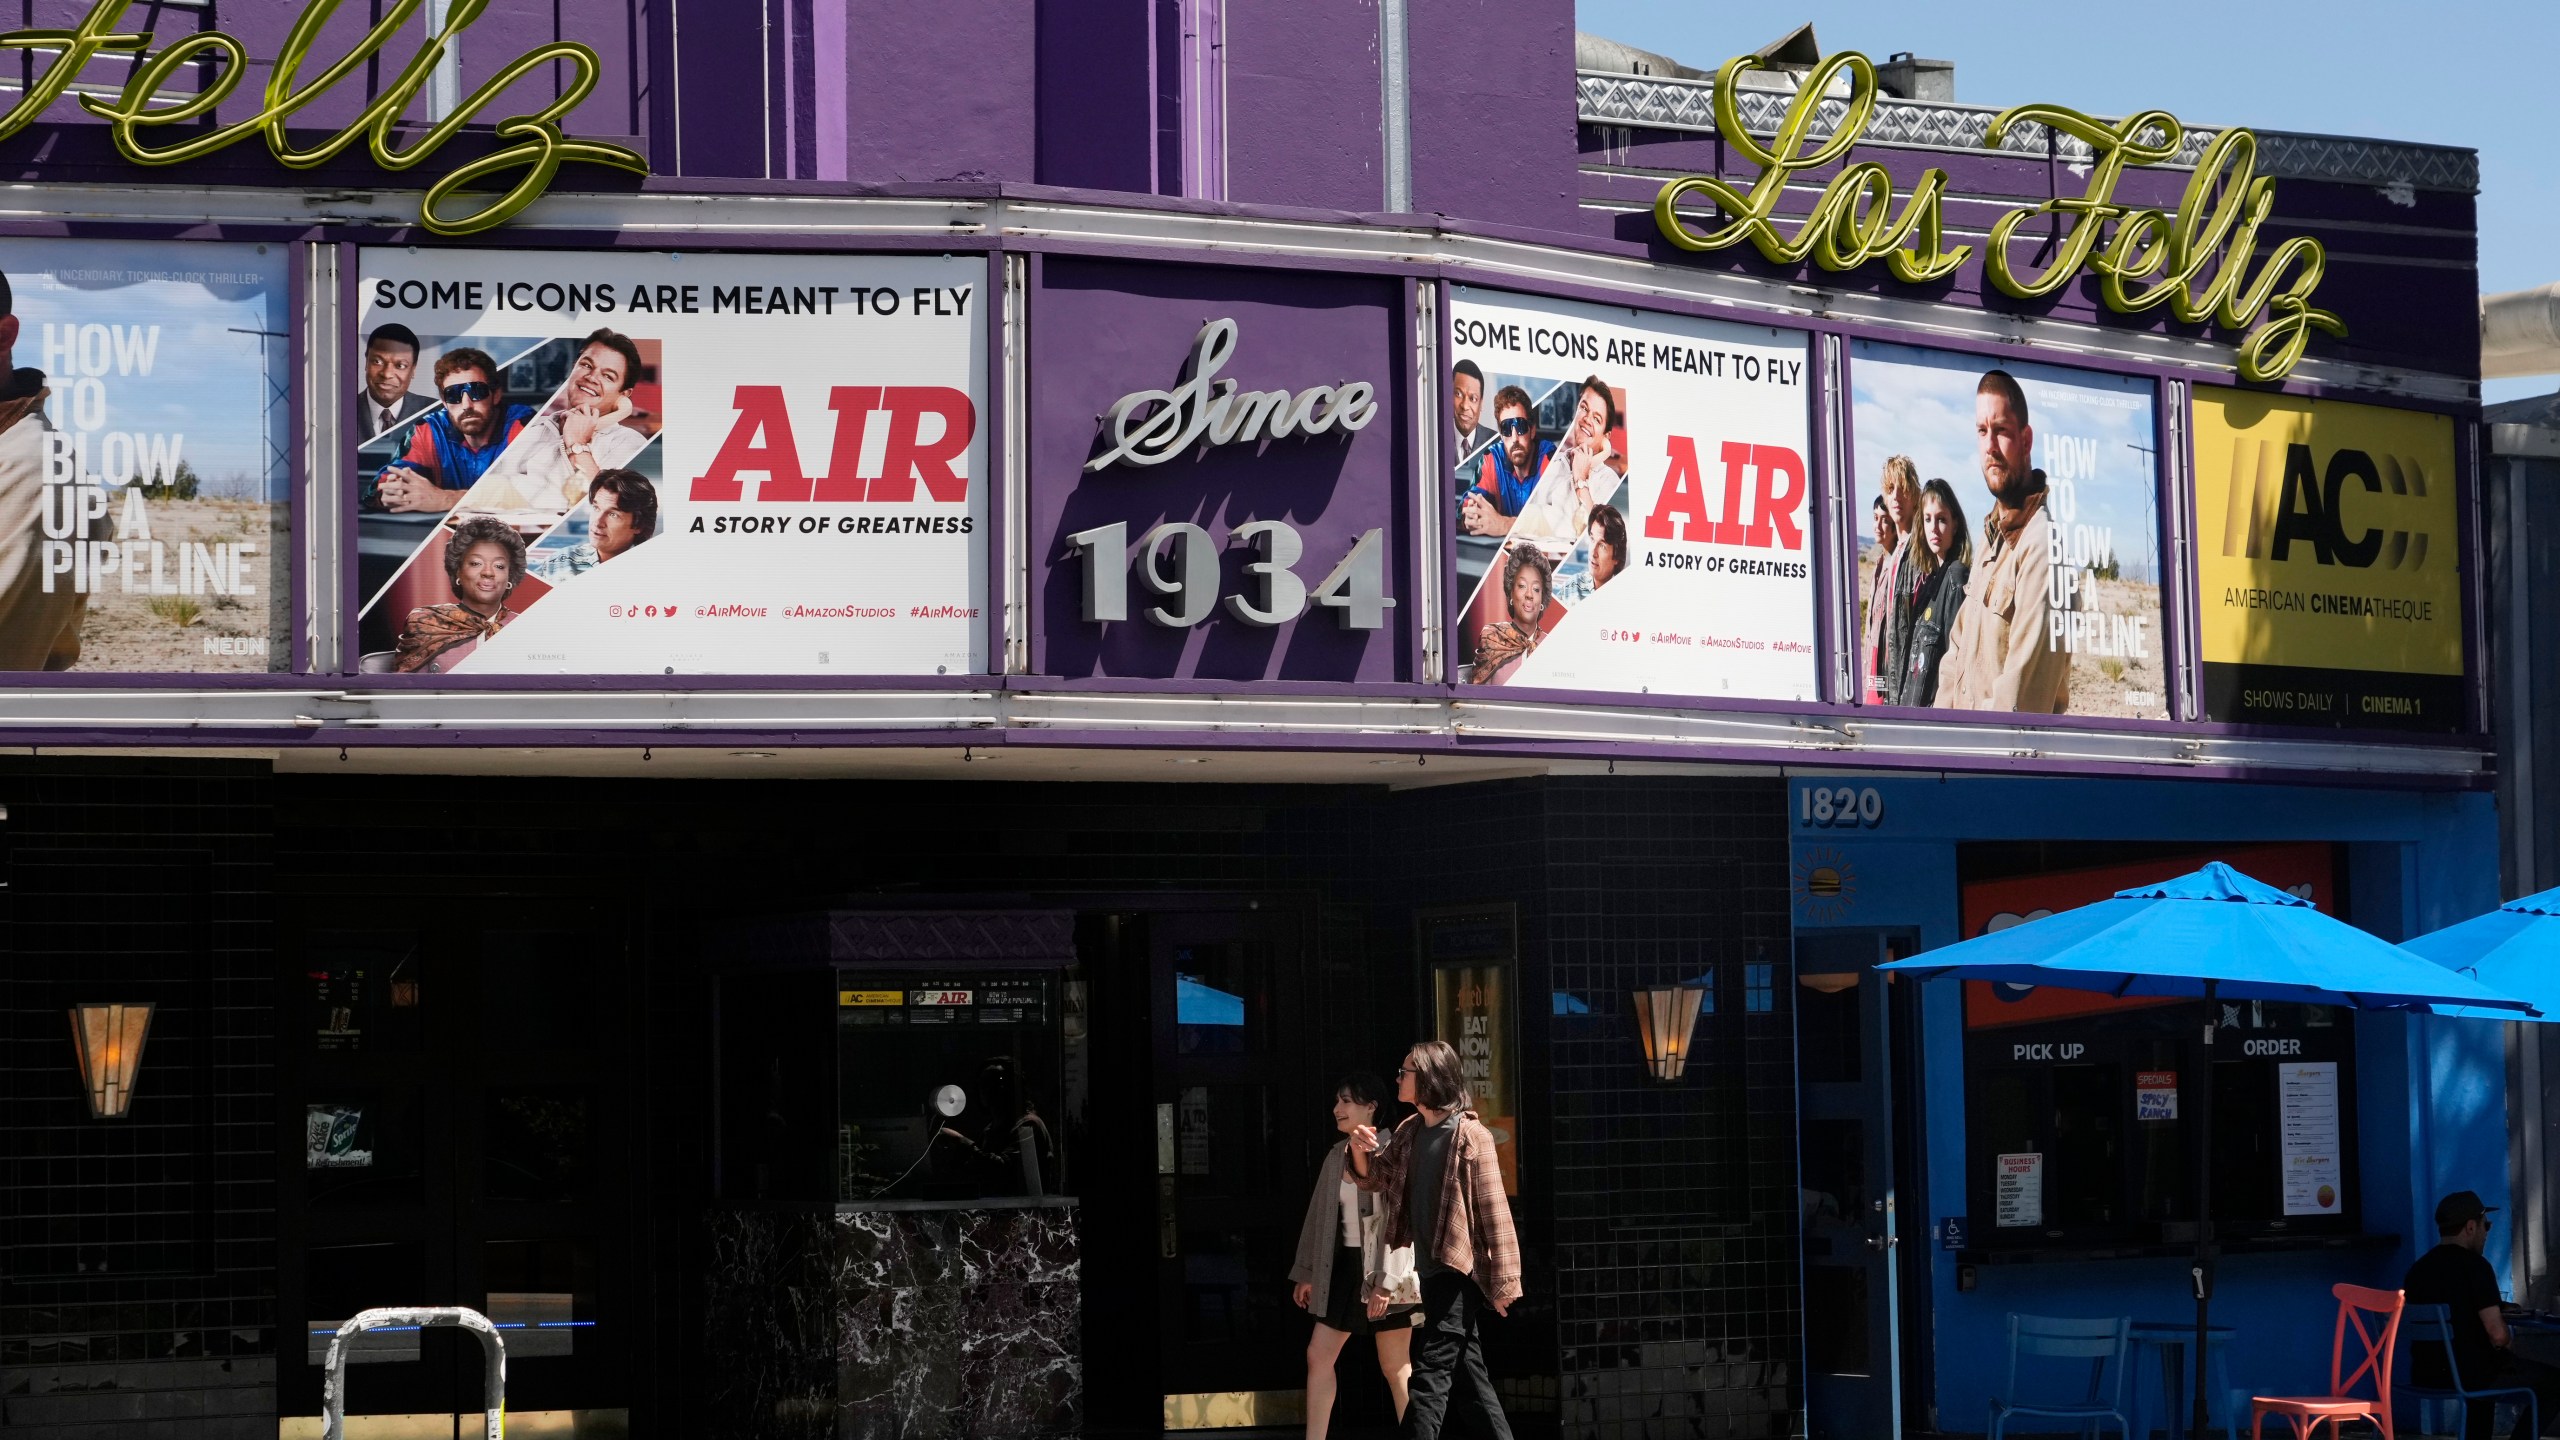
left=1963, top=997, right=2360, bottom=1250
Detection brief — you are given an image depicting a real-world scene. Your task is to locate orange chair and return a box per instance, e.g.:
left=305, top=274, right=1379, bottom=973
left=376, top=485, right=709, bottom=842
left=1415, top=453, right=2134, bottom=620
left=2250, top=1283, right=2404, bottom=1440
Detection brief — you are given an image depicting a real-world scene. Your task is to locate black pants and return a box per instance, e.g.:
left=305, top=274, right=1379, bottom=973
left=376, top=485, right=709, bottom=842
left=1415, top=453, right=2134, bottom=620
left=2460, top=1352, right=2560, bottom=1440
left=1404, top=1271, right=1513, bottom=1440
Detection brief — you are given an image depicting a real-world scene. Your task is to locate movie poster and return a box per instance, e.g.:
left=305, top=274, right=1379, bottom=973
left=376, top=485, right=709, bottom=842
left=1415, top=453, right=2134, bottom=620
left=1446, top=287, right=1815, bottom=698
left=353, top=249, right=987, bottom=675
left=1848, top=341, right=2165, bottom=719
left=0, top=239, right=289, bottom=673
left=2190, top=388, right=2462, bottom=732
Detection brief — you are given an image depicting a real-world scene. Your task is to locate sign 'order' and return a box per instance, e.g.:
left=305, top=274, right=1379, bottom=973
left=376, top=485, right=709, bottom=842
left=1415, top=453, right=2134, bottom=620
left=1650, top=51, right=2343, bottom=383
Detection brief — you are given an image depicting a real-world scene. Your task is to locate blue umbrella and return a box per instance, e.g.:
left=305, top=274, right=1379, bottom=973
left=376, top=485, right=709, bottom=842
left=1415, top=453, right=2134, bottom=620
left=1878, top=861, right=2534, bottom=1435
left=2406, top=885, right=2560, bottom=1021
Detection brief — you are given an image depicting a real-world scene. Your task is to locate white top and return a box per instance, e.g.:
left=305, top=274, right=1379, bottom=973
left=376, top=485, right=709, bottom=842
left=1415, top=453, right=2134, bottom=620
left=1338, top=1174, right=1362, bottom=1247
left=461, top=405, right=652, bottom=512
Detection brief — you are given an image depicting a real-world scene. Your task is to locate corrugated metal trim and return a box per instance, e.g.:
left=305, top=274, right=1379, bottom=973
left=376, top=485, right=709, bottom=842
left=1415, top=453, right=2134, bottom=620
left=1576, top=71, right=2481, bottom=195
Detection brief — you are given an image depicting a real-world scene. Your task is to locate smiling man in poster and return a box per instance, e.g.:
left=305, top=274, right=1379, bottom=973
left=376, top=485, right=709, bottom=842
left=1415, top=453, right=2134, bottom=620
left=354, top=249, right=987, bottom=676
left=1446, top=287, right=1816, bottom=702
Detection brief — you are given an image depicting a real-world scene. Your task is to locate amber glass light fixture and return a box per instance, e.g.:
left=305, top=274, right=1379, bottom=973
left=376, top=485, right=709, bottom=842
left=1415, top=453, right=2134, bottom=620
left=1631, top=986, right=1706, bottom=1081
left=68, top=1002, right=153, bottom=1119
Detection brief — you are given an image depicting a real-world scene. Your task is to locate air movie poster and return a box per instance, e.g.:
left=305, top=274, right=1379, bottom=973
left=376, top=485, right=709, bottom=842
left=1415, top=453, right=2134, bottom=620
left=2191, top=388, right=2462, bottom=732
left=1446, top=286, right=1815, bottom=699
left=353, top=249, right=987, bottom=675
left=0, top=239, right=289, bottom=673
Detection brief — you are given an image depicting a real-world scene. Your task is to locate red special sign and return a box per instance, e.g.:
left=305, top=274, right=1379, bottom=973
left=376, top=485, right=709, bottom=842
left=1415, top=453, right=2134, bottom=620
left=1960, top=842, right=2338, bottom=1030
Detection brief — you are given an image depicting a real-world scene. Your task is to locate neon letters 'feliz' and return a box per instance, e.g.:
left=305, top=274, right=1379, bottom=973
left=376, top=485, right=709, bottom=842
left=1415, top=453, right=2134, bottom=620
left=0, top=0, right=646, bottom=237
left=1651, top=51, right=2344, bottom=383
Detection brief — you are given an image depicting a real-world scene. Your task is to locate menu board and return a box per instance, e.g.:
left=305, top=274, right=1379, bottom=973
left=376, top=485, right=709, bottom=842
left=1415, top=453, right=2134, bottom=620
left=2279, top=1060, right=2344, bottom=1216
left=837, top=975, right=1050, bottom=1027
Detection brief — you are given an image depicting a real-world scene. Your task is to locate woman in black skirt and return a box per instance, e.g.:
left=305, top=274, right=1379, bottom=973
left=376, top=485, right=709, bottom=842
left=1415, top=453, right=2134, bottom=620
left=1289, top=1072, right=1422, bottom=1440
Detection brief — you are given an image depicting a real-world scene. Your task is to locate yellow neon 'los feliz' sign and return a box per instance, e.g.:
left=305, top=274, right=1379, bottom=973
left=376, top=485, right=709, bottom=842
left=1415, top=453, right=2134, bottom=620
left=0, top=0, right=645, bottom=237
left=1651, top=51, right=2343, bottom=383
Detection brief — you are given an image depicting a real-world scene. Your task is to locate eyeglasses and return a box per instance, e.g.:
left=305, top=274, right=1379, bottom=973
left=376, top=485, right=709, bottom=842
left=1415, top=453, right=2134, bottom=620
left=441, top=380, right=494, bottom=403
left=1497, top=418, right=1535, bottom=437
left=1395, top=1066, right=1416, bottom=1077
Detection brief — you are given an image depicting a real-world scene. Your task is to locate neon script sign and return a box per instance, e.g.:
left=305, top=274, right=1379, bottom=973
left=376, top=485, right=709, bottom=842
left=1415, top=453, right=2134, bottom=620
left=1088, top=319, right=1379, bottom=471
left=0, top=0, right=645, bottom=237
left=1651, top=52, right=2342, bottom=383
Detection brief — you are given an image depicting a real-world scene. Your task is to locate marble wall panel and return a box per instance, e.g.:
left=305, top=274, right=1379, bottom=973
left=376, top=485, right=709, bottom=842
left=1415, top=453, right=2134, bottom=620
left=710, top=1205, right=1079, bottom=1440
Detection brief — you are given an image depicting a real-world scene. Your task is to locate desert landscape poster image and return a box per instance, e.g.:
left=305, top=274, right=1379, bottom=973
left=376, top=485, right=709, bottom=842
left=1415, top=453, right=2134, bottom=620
left=1847, top=340, right=2165, bottom=721
left=0, top=239, right=288, bottom=673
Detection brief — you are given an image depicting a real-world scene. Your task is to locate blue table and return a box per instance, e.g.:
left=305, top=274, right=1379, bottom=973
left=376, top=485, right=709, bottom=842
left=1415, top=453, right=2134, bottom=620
left=2128, top=1321, right=2238, bottom=1440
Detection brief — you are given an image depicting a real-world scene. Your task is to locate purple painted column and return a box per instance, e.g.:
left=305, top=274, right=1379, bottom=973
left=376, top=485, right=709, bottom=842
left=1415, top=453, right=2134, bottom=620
left=670, top=0, right=771, bottom=176
left=1035, top=0, right=1156, bottom=193
left=1405, top=0, right=1579, bottom=233
left=813, top=0, right=847, bottom=179
left=842, top=1, right=1037, bottom=183
left=1222, top=0, right=1382, bottom=211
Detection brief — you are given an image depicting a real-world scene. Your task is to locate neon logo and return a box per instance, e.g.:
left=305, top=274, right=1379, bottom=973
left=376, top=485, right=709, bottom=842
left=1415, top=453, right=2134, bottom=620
left=1651, top=51, right=2343, bottom=383
left=0, top=0, right=647, bottom=236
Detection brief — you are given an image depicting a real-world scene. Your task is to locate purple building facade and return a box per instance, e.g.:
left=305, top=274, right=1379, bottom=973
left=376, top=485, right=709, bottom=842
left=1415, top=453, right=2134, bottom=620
left=0, top=6, right=2509, bottom=1440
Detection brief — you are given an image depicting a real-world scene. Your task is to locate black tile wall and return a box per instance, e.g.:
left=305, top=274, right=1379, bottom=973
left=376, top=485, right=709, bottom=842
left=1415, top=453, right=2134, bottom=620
left=1536, top=778, right=1799, bottom=1440
left=0, top=766, right=1798, bottom=1440
left=0, top=758, right=277, bottom=1440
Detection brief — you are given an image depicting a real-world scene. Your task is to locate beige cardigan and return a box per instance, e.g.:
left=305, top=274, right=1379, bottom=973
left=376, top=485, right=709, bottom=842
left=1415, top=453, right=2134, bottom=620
left=1288, top=1138, right=1419, bottom=1317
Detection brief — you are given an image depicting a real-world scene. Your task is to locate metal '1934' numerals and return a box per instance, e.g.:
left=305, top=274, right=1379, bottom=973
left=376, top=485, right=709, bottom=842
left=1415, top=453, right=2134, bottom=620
left=1064, top=521, right=1394, bottom=631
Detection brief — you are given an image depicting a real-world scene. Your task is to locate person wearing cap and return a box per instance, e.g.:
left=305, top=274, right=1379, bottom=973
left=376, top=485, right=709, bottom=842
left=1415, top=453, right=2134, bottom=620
left=2404, top=1190, right=2560, bottom=1438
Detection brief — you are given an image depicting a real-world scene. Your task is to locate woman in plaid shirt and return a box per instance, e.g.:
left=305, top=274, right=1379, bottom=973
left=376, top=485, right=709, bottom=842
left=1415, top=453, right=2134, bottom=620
left=1350, top=1040, right=1523, bottom=1440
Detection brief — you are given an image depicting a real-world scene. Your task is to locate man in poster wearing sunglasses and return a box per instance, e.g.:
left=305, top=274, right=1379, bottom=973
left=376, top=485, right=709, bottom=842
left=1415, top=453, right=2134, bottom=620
left=1458, top=386, right=1553, bottom=538
left=370, top=347, right=534, bottom=513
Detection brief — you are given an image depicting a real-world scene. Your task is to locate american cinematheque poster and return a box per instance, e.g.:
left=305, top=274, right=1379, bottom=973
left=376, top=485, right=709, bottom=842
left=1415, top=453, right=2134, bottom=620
left=2189, top=388, right=2461, bottom=732
left=1446, top=286, right=1816, bottom=699
left=353, top=249, right=987, bottom=675
left=1848, top=341, right=2166, bottom=720
left=0, top=239, right=289, bottom=672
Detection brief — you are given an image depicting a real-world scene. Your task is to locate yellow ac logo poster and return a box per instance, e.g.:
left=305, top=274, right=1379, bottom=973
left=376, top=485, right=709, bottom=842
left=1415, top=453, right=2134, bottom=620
left=2192, top=388, right=2463, bottom=731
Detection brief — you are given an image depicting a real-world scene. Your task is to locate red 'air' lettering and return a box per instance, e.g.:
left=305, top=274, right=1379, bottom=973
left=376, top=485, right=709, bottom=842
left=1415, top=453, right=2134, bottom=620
left=813, top=386, right=884, bottom=502
left=1713, top=441, right=1753, bottom=547
left=690, top=386, right=808, bottom=501
left=1645, top=436, right=1711, bottom=541
left=1745, top=444, right=1807, bottom=550
left=868, top=387, right=977, bottom=503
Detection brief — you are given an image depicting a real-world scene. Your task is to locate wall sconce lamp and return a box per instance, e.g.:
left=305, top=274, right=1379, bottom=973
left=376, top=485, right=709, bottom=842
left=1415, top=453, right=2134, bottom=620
left=69, top=1002, right=153, bottom=1120
left=1799, top=970, right=1862, bottom=995
left=1632, top=985, right=1705, bottom=1081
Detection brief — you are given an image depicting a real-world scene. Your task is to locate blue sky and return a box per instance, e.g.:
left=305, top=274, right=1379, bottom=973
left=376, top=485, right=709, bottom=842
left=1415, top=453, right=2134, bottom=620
left=3, top=238, right=289, bottom=498
left=1576, top=1, right=2556, bottom=402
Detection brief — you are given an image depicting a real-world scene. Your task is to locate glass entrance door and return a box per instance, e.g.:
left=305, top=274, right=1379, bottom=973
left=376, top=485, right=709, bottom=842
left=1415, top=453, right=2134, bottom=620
left=1150, top=907, right=1320, bottom=1427
left=1794, top=929, right=1917, bottom=1440
left=283, top=912, right=631, bottom=1437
